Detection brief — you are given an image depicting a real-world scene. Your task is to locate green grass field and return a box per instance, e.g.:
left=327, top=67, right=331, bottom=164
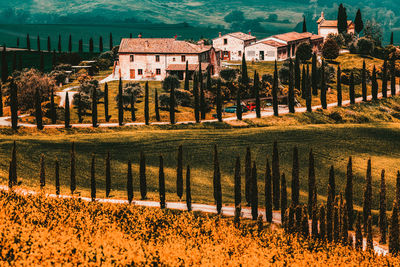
left=1, top=122, right=400, bottom=214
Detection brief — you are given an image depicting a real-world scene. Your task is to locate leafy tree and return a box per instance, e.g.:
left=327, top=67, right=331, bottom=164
left=213, top=145, right=222, bottom=214
left=296, top=43, right=312, bottom=62
left=382, top=60, right=388, bottom=98
left=70, top=142, right=76, bottom=194
left=322, top=38, right=340, bottom=60
left=118, top=77, right=123, bottom=126
left=272, top=141, right=280, bottom=210
left=362, top=60, right=367, bottom=101
left=64, top=91, right=70, bottom=128
left=155, top=89, right=160, bottom=121
left=364, top=20, right=383, bottom=46
left=91, top=154, right=96, bottom=201
left=55, top=159, right=60, bottom=195
left=78, top=39, right=83, bottom=53
left=144, top=82, right=149, bottom=125
left=357, top=37, right=374, bottom=56
left=390, top=32, right=394, bottom=45
left=366, top=216, right=373, bottom=251
left=169, top=81, right=176, bottom=124
left=280, top=173, right=287, bottom=224
left=265, top=158, right=272, bottom=223
left=349, top=71, right=355, bottom=104
left=105, top=152, right=111, bottom=198
left=337, top=4, right=348, bottom=34
left=288, top=59, right=295, bottom=113
left=379, top=170, right=387, bottom=244
left=130, top=93, right=136, bottom=122
left=177, top=145, right=183, bottom=200
left=363, top=159, right=372, bottom=236
left=354, top=9, right=364, bottom=34
left=272, top=61, right=279, bottom=116
left=186, top=165, right=192, bottom=212
left=291, top=146, right=299, bottom=207
left=159, top=156, right=166, bottom=209
left=127, top=160, right=133, bottom=204
left=301, top=65, right=306, bottom=99
left=35, top=88, right=43, bottom=130
left=234, top=156, right=241, bottom=214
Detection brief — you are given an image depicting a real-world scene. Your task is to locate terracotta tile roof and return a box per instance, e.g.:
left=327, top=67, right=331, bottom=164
left=119, top=38, right=212, bottom=54
left=166, top=63, right=210, bottom=71
left=259, top=40, right=287, bottom=48
left=271, top=32, right=313, bottom=42
left=227, top=32, right=257, bottom=41
left=319, top=20, right=354, bottom=27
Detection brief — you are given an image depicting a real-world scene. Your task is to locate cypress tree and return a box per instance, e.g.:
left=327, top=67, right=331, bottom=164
left=177, top=145, right=183, bottom=200
left=341, top=205, right=349, bottom=245
left=35, top=88, right=43, bottom=130
left=319, top=205, right=326, bottom=240
left=50, top=89, right=57, bottom=124
left=326, top=166, right=335, bottom=242
left=354, top=9, right=364, bottom=34
left=320, top=60, right=327, bottom=109
left=10, top=78, right=18, bottom=131
left=361, top=60, right=367, bottom=101
left=396, top=171, right=400, bottom=209
left=169, top=81, right=176, bottom=124
left=301, top=65, right=306, bottom=99
left=272, top=141, right=280, bottom=210
left=213, top=145, right=222, bottom=214
left=234, top=156, right=241, bottom=213
left=70, top=142, right=76, bottom=195
left=39, top=154, right=45, bottom=189
left=64, top=91, right=70, bottom=128
left=272, top=61, right=279, bottom=116
left=106, top=152, right=111, bottom=198
left=236, top=86, right=242, bottom=120
left=99, top=36, right=103, bottom=52
left=10, top=141, right=17, bottom=186
left=92, top=87, right=98, bottom=127
left=155, top=89, right=160, bottom=121
left=355, top=213, right=363, bottom=250
left=389, top=201, right=399, bottom=254
left=311, top=202, right=318, bottom=239
left=104, top=83, right=110, bottom=122
left=241, top=53, right=249, bottom=85
left=281, top=173, right=287, bottom=224
left=37, top=35, right=41, bottom=52
left=27, top=34, right=31, bottom=51
left=349, top=71, right=355, bottom=104
left=302, top=205, right=309, bottom=238
left=312, top=53, right=318, bottom=96
left=159, top=155, right=166, bottom=209
left=302, top=16, right=307, bottom=33
left=333, top=203, right=340, bottom=242
left=245, top=147, right=252, bottom=206
left=390, top=32, right=394, bottom=45
left=0, top=84, right=2, bottom=117
left=77, top=92, right=83, bottom=123
left=379, top=169, right=387, bottom=244
left=294, top=56, right=300, bottom=90
left=382, top=60, right=388, bottom=98
left=68, top=35, right=72, bottom=53
left=198, top=64, right=204, bottom=120
left=91, top=154, right=96, bottom=201
left=337, top=4, right=348, bottom=34
left=52, top=50, right=56, bottom=68
left=345, top=157, right=354, bottom=230
left=1, top=45, right=8, bottom=83
left=144, top=82, right=149, bottom=125
left=295, top=205, right=303, bottom=234
left=216, top=80, right=223, bottom=122
left=58, top=35, right=61, bottom=53
left=118, top=77, right=124, bottom=126
left=337, top=65, right=342, bottom=107
left=372, top=65, right=378, bottom=100
left=291, top=146, right=299, bottom=207
left=288, top=59, right=295, bottom=113
left=265, top=158, right=273, bottom=223
left=139, top=151, right=146, bottom=200
left=127, top=160, right=133, bottom=204
left=11, top=52, right=16, bottom=73
left=251, top=161, right=258, bottom=220
left=308, top=149, right=316, bottom=217
left=366, top=216, right=373, bottom=251
left=55, top=159, right=60, bottom=196
left=89, top=38, right=94, bottom=53
left=78, top=39, right=83, bottom=53
left=254, top=71, right=261, bottom=118
left=47, top=36, right=51, bottom=52
left=16, top=37, right=20, bottom=48
left=184, top=61, right=189, bottom=91
left=186, top=165, right=192, bottom=212
left=109, top=33, right=113, bottom=50
left=39, top=54, right=44, bottom=73
left=288, top=205, right=295, bottom=233
left=130, top=93, right=136, bottom=122
left=18, top=55, right=22, bottom=71
left=192, top=72, right=200, bottom=123
left=363, top=159, right=372, bottom=236
left=391, top=58, right=396, bottom=96
left=306, top=63, right=312, bottom=112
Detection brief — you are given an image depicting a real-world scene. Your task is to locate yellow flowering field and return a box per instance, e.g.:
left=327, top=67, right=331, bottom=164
left=0, top=190, right=398, bottom=266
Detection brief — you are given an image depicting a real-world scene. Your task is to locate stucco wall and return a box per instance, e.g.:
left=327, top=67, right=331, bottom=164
left=245, top=43, right=278, bottom=61
left=213, top=36, right=247, bottom=61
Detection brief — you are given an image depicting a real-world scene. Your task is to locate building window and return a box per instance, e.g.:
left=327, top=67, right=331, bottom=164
left=130, top=55, right=134, bottom=62
left=238, top=51, right=242, bottom=57
left=155, top=55, right=160, bottom=62
left=224, top=38, right=228, bottom=45
left=156, top=69, right=161, bottom=75
left=138, top=69, right=143, bottom=75
left=173, top=58, right=176, bottom=62
left=181, top=55, right=186, bottom=62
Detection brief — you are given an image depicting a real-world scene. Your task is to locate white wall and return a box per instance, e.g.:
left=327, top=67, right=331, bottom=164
left=245, top=43, right=278, bottom=61
left=213, top=36, right=247, bottom=61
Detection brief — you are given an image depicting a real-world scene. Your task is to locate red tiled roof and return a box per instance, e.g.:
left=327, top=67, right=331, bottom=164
left=119, top=38, right=212, bottom=54
left=227, top=32, right=256, bottom=41
left=166, top=63, right=210, bottom=71
left=271, top=32, right=312, bottom=42
left=259, top=40, right=287, bottom=48
left=319, top=20, right=354, bottom=28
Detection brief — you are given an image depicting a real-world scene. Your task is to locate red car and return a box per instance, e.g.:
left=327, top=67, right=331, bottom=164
left=246, top=103, right=256, bottom=111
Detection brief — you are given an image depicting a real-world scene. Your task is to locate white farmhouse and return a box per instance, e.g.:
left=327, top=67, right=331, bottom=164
left=117, top=38, right=220, bottom=81
left=317, top=12, right=355, bottom=39
left=212, top=32, right=256, bottom=61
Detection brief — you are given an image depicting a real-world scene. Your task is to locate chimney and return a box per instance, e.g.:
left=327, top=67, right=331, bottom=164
left=145, top=40, right=149, bottom=48
left=138, top=33, right=142, bottom=38
left=321, top=11, right=324, bottom=19
left=219, top=32, right=222, bottom=38
left=174, top=34, right=178, bottom=40
left=248, top=31, right=251, bottom=36
left=197, top=39, right=205, bottom=48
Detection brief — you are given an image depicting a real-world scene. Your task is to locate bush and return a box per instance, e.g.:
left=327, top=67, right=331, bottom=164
left=296, top=43, right=312, bottom=62
left=341, top=68, right=369, bottom=85
left=220, top=69, right=238, bottom=82
left=175, top=89, right=193, bottom=107
left=322, top=38, right=340, bottom=60
left=159, top=93, right=172, bottom=109
left=261, top=74, right=273, bottom=85
left=99, top=51, right=114, bottom=61
left=327, top=33, right=345, bottom=48
left=357, top=37, right=374, bottom=56
left=50, top=70, right=68, bottom=85
left=278, top=60, right=291, bottom=84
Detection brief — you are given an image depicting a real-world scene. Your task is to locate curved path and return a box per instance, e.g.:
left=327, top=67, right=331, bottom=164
left=0, top=184, right=388, bottom=255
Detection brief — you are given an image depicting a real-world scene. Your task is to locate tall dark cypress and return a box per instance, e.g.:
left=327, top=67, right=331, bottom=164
left=213, top=145, right=222, bottom=214
left=390, top=32, right=394, bottom=45
left=319, top=205, right=326, bottom=240
left=302, top=206, right=310, bottom=238
left=236, top=86, right=242, bottom=120
left=362, top=60, right=367, bottom=101
left=67, top=35, right=72, bottom=53
left=291, top=146, right=299, bottom=207
left=109, top=33, right=113, bottom=50
left=155, top=89, right=160, bottom=121
left=372, top=65, right=378, bottom=100
left=186, top=165, right=192, bottom=212
left=37, top=35, right=41, bottom=52
left=35, top=88, right=43, bottom=130
left=10, top=78, right=18, bottom=130
left=272, top=61, right=279, bottom=116
left=10, top=141, right=17, bottom=186
left=184, top=61, right=189, bottom=91
left=118, top=77, right=124, bottom=126
left=251, top=161, right=258, bottom=220
left=312, top=53, right=318, bottom=96
left=16, top=37, right=20, bottom=48
left=363, top=159, right=372, bottom=236
left=105, top=152, right=111, bottom=198
left=193, top=72, right=200, bottom=123
left=326, top=166, right=335, bottom=242
left=139, top=151, right=146, bottom=200
left=177, top=145, right=183, bottom=200
left=169, top=81, right=176, bottom=124
left=272, top=141, right=280, bottom=210
left=308, top=149, right=316, bottom=217
left=241, top=53, right=249, bottom=85
left=127, top=160, right=133, bottom=204
left=306, top=63, right=312, bottom=112
left=379, top=169, right=387, bottom=244
left=391, top=58, right=396, bottom=96
left=216, top=80, right=223, bottom=122
left=333, top=200, right=340, bottom=243
left=341, top=203, right=349, bottom=244
left=70, top=142, right=76, bottom=195
left=349, top=71, right=355, bottom=104
left=144, top=82, right=150, bottom=125
left=245, top=147, right=252, bottom=206
left=78, top=39, right=83, bottom=53
left=55, top=159, right=60, bottom=196
left=47, top=36, right=51, bottom=52
left=234, top=156, right=241, bottom=212
left=396, top=171, right=400, bottom=209
left=389, top=201, right=399, bottom=254
left=382, top=60, right=388, bottom=98
left=0, top=84, right=2, bottom=117
left=39, top=154, right=45, bottom=189
left=294, top=56, right=300, bottom=90
left=92, top=86, right=98, bottom=127
left=104, top=83, right=110, bottom=122
left=354, top=9, right=364, bottom=34
left=39, top=54, right=44, bottom=73
left=11, top=52, right=16, bottom=73
left=99, top=36, right=103, bottom=52
left=254, top=71, right=261, bottom=118
left=89, top=38, right=94, bottom=53
left=288, top=59, right=295, bottom=113
left=27, top=34, right=31, bottom=51
left=366, top=216, right=373, bottom=251
left=1, top=46, right=8, bottom=83
left=159, top=155, right=166, bottom=209
left=58, top=35, right=61, bottom=53
left=50, top=89, right=57, bottom=124
left=280, top=173, right=287, bottom=224
left=355, top=213, right=363, bottom=250
left=91, top=154, right=96, bottom=201
left=337, top=65, right=342, bottom=107
left=52, top=50, right=56, bottom=68
left=302, top=16, right=307, bottom=33
left=64, top=91, right=70, bottom=128
left=337, top=3, right=348, bottom=34
left=265, top=158, right=273, bottom=223
left=311, top=202, right=318, bottom=239
left=345, top=157, right=354, bottom=230
left=130, top=93, right=136, bottom=122
left=301, top=65, right=306, bottom=99
left=320, top=60, right=327, bottom=109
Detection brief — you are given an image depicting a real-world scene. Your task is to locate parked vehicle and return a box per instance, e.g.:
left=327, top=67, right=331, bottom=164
left=246, top=102, right=256, bottom=111
left=224, top=105, right=249, bottom=113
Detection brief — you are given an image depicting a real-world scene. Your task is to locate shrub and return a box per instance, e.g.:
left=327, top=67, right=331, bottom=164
left=175, top=89, right=192, bottom=107
left=220, top=68, right=238, bottom=82
left=341, top=68, right=369, bottom=85
left=296, top=42, right=312, bottom=62
left=357, top=37, right=374, bottom=56
left=322, top=38, right=340, bottom=60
